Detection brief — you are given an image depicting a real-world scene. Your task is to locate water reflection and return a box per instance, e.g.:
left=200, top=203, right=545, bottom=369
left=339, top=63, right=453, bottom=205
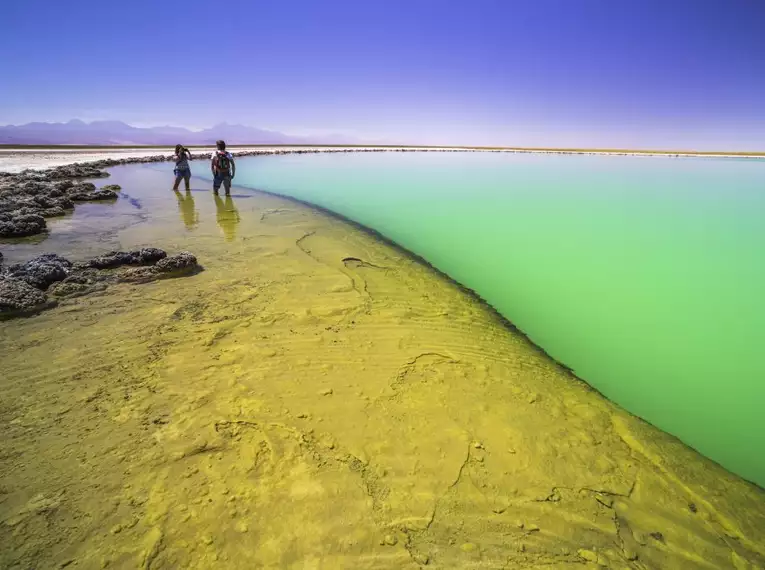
left=214, top=194, right=240, bottom=241
left=174, top=190, right=199, bottom=230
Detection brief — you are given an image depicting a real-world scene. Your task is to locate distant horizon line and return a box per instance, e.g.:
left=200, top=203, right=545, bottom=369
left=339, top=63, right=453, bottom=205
left=1, top=143, right=763, bottom=157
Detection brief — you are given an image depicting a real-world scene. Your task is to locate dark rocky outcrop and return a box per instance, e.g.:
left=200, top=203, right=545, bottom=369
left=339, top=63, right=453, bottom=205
left=88, top=248, right=167, bottom=269
left=4, top=253, right=73, bottom=290
left=47, top=269, right=110, bottom=299
left=0, top=249, right=202, bottom=320
left=68, top=187, right=119, bottom=202
left=0, top=168, right=120, bottom=238
left=0, top=276, right=55, bottom=318
left=120, top=252, right=199, bottom=283
left=156, top=251, right=198, bottom=273
left=40, top=206, right=67, bottom=218
left=44, top=164, right=110, bottom=180
left=0, top=213, right=47, bottom=238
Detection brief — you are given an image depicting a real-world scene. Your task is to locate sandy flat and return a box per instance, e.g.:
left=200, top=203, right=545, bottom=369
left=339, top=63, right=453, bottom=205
left=0, top=166, right=764, bottom=569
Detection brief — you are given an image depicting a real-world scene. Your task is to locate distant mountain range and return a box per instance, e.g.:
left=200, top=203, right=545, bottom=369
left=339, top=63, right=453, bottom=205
left=0, top=120, right=363, bottom=146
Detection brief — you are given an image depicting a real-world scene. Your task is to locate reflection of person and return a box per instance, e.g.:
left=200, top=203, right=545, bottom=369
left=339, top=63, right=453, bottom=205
left=210, top=139, right=235, bottom=196
left=172, top=144, right=193, bottom=191
left=174, top=190, right=199, bottom=230
left=214, top=194, right=240, bottom=241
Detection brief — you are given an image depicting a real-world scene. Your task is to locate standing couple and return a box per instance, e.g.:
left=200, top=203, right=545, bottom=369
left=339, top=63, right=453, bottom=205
left=172, top=139, right=236, bottom=195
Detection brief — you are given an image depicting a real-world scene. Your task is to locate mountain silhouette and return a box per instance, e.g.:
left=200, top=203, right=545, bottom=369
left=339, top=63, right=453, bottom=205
left=0, top=120, right=362, bottom=146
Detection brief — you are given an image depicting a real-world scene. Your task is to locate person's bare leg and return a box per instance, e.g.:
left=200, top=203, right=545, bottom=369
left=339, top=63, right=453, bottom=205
left=172, top=175, right=181, bottom=191
left=184, top=172, right=191, bottom=191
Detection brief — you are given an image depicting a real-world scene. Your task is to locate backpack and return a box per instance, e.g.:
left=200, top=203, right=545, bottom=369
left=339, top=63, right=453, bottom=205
left=214, top=151, right=231, bottom=174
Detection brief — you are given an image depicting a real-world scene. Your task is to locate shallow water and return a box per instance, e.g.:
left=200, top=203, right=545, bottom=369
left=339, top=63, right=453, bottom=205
left=2, top=162, right=765, bottom=569
left=204, top=152, right=765, bottom=488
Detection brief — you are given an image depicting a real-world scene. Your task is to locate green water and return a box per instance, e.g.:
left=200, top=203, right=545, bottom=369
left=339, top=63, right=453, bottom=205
left=218, top=151, right=765, bottom=487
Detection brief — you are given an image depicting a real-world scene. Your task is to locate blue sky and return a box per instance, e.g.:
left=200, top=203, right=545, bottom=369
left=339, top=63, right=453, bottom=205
left=1, top=0, right=764, bottom=149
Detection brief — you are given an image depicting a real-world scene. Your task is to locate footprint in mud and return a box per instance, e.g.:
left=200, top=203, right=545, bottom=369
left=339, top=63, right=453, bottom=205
left=339, top=256, right=394, bottom=305
left=342, top=257, right=387, bottom=270
left=343, top=257, right=387, bottom=271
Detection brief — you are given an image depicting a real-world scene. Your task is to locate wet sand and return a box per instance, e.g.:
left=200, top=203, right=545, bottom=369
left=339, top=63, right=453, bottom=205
left=1, top=165, right=764, bottom=569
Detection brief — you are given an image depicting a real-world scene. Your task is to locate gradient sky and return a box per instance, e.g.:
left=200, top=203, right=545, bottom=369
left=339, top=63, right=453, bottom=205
left=1, top=0, right=764, bottom=149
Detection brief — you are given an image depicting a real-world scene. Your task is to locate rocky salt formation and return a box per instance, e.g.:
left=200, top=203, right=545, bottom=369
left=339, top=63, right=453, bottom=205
left=0, top=165, right=120, bottom=238
left=119, top=252, right=200, bottom=284
left=0, top=249, right=200, bottom=320
left=0, top=213, right=47, bottom=238
left=0, top=277, right=54, bottom=317
left=87, top=247, right=167, bottom=269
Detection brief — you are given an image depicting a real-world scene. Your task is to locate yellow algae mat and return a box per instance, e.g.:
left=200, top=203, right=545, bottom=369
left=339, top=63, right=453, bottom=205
left=1, top=188, right=764, bottom=569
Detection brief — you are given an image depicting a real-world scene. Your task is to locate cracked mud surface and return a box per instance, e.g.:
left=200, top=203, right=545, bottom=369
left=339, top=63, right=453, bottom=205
left=1, top=170, right=764, bottom=569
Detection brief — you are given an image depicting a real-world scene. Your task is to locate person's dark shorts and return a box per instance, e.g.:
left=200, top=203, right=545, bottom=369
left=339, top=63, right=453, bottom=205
left=174, top=168, right=191, bottom=182
left=213, top=173, right=232, bottom=193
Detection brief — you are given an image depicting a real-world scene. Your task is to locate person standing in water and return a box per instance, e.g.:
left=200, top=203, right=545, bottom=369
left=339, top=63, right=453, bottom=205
left=210, top=140, right=235, bottom=195
left=172, top=144, right=193, bottom=191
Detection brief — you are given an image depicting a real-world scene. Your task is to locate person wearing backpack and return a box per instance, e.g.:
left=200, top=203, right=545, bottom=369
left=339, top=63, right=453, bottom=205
left=210, top=140, right=236, bottom=195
